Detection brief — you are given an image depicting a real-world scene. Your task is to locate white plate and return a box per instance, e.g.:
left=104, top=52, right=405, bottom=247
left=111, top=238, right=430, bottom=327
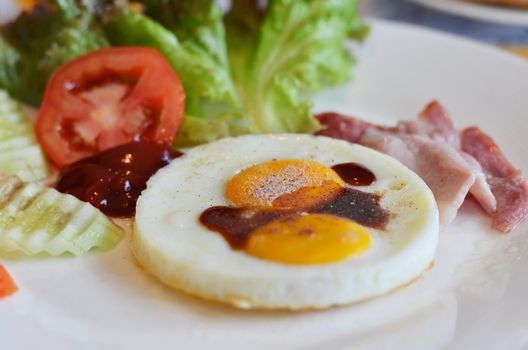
left=2, top=20, right=528, bottom=350
left=409, top=0, right=528, bottom=26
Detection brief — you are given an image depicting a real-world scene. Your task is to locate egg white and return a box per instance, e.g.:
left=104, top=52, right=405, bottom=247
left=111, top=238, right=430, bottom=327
left=133, top=134, right=439, bottom=310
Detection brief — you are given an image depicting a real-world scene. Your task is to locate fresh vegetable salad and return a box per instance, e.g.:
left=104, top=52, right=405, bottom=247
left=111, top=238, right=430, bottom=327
left=0, top=0, right=366, bottom=297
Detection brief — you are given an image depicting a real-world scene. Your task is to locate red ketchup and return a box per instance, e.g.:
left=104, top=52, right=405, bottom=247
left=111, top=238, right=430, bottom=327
left=56, top=142, right=182, bottom=217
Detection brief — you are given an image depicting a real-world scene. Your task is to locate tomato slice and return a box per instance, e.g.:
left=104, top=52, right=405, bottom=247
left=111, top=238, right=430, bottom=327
left=35, top=47, right=185, bottom=167
left=0, top=265, right=18, bottom=299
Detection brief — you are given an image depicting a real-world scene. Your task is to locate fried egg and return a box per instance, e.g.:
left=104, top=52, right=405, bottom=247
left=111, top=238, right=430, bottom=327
left=133, top=134, right=439, bottom=310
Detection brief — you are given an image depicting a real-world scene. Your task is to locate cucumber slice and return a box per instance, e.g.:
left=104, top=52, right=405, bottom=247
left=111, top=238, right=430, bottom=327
left=0, top=90, right=50, bottom=182
left=0, top=176, right=124, bottom=256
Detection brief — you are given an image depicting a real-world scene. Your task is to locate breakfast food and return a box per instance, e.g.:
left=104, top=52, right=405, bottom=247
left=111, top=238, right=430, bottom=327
left=0, top=0, right=526, bottom=320
left=1, top=0, right=367, bottom=146
left=134, top=135, right=439, bottom=309
left=316, top=101, right=528, bottom=233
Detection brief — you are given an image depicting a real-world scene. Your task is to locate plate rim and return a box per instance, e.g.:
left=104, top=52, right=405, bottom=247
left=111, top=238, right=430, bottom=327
left=368, top=18, right=528, bottom=67
left=408, top=0, right=528, bottom=26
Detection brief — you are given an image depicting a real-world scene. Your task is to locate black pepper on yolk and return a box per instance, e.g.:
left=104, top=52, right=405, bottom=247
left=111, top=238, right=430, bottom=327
left=225, top=159, right=345, bottom=209
left=200, top=160, right=390, bottom=265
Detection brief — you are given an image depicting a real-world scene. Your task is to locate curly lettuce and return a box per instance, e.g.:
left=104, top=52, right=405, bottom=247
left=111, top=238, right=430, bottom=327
left=0, top=37, right=43, bottom=105
left=102, top=2, right=248, bottom=146
left=102, top=0, right=366, bottom=145
left=226, top=0, right=367, bottom=134
left=1, top=0, right=366, bottom=145
left=0, top=0, right=108, bottom=105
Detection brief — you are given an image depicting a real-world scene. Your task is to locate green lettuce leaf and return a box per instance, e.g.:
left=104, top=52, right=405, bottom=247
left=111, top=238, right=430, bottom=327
left=226, top=0, right=368, bottom=134
left=103, top=6, right=241, bottom=116
left=1, top=0, right=75, bottom=58
left=1, top=0, right=366, bottom=146
left=175, top=112, right=252, bottom=147
left=0, top=0, right=108, bottom=106
left=102, top=4, right=248, bottom=146
left=140, top=0, right=230, bottom=68
left=104, top=0, right=365, bottom=145
left=140, top=0, right=250, bottom=145
left=0, top=37, right=43, bottom=105
left=38, top=11, right=109, bottom=77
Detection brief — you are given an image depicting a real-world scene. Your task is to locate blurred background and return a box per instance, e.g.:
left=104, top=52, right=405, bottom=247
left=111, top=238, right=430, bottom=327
left=361, top=0, right=528, bottom=57
left=1, top=0, right=527, bottom=51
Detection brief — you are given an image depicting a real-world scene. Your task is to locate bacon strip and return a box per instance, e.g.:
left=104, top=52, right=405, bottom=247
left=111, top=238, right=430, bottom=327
left=461, top=127, right=528, bottom=232
left=360, top=129, right=474, bottom=225
left=315, top=113, right=370, bottom=143
left=418, top=100, right=459, bottom=146
left=460, top=152, right=497, bottom=214
left=315, top=102, right=528, bottom=232
left=461, top=127, right=516, bottom=178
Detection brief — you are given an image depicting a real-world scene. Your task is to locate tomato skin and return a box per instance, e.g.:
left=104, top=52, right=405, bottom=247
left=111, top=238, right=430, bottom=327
left=35, top=47, right=185, bottom=168
left=0, top=265, right=17, bottom=299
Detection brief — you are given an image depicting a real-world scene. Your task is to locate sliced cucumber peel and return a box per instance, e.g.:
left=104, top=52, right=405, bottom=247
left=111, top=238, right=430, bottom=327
left=0, top=90, right=50, bottom=182
left=0, top=176, right=124, bottom=256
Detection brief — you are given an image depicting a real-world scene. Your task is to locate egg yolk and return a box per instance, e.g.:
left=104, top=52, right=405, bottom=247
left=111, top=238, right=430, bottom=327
left=246, top=213, right=371, bottom=265
left=225, top=159, right=344, bottom=209
left=271, top=180, right=343, bottom=210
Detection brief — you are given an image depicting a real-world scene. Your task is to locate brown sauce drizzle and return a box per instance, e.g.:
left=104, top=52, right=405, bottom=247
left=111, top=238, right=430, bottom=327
left=331, top=163, right=376, bottom=186
left=314, top=188, right=388, bottom=228
left=200, top=187, right=389, bottom=250
left=200, top=208, right=286, bottom=249
left=56, top=142, right=182, bottom=217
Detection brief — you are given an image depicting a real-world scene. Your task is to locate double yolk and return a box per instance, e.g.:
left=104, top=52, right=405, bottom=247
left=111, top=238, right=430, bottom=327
left=224, top=160, right=372, bottom=265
